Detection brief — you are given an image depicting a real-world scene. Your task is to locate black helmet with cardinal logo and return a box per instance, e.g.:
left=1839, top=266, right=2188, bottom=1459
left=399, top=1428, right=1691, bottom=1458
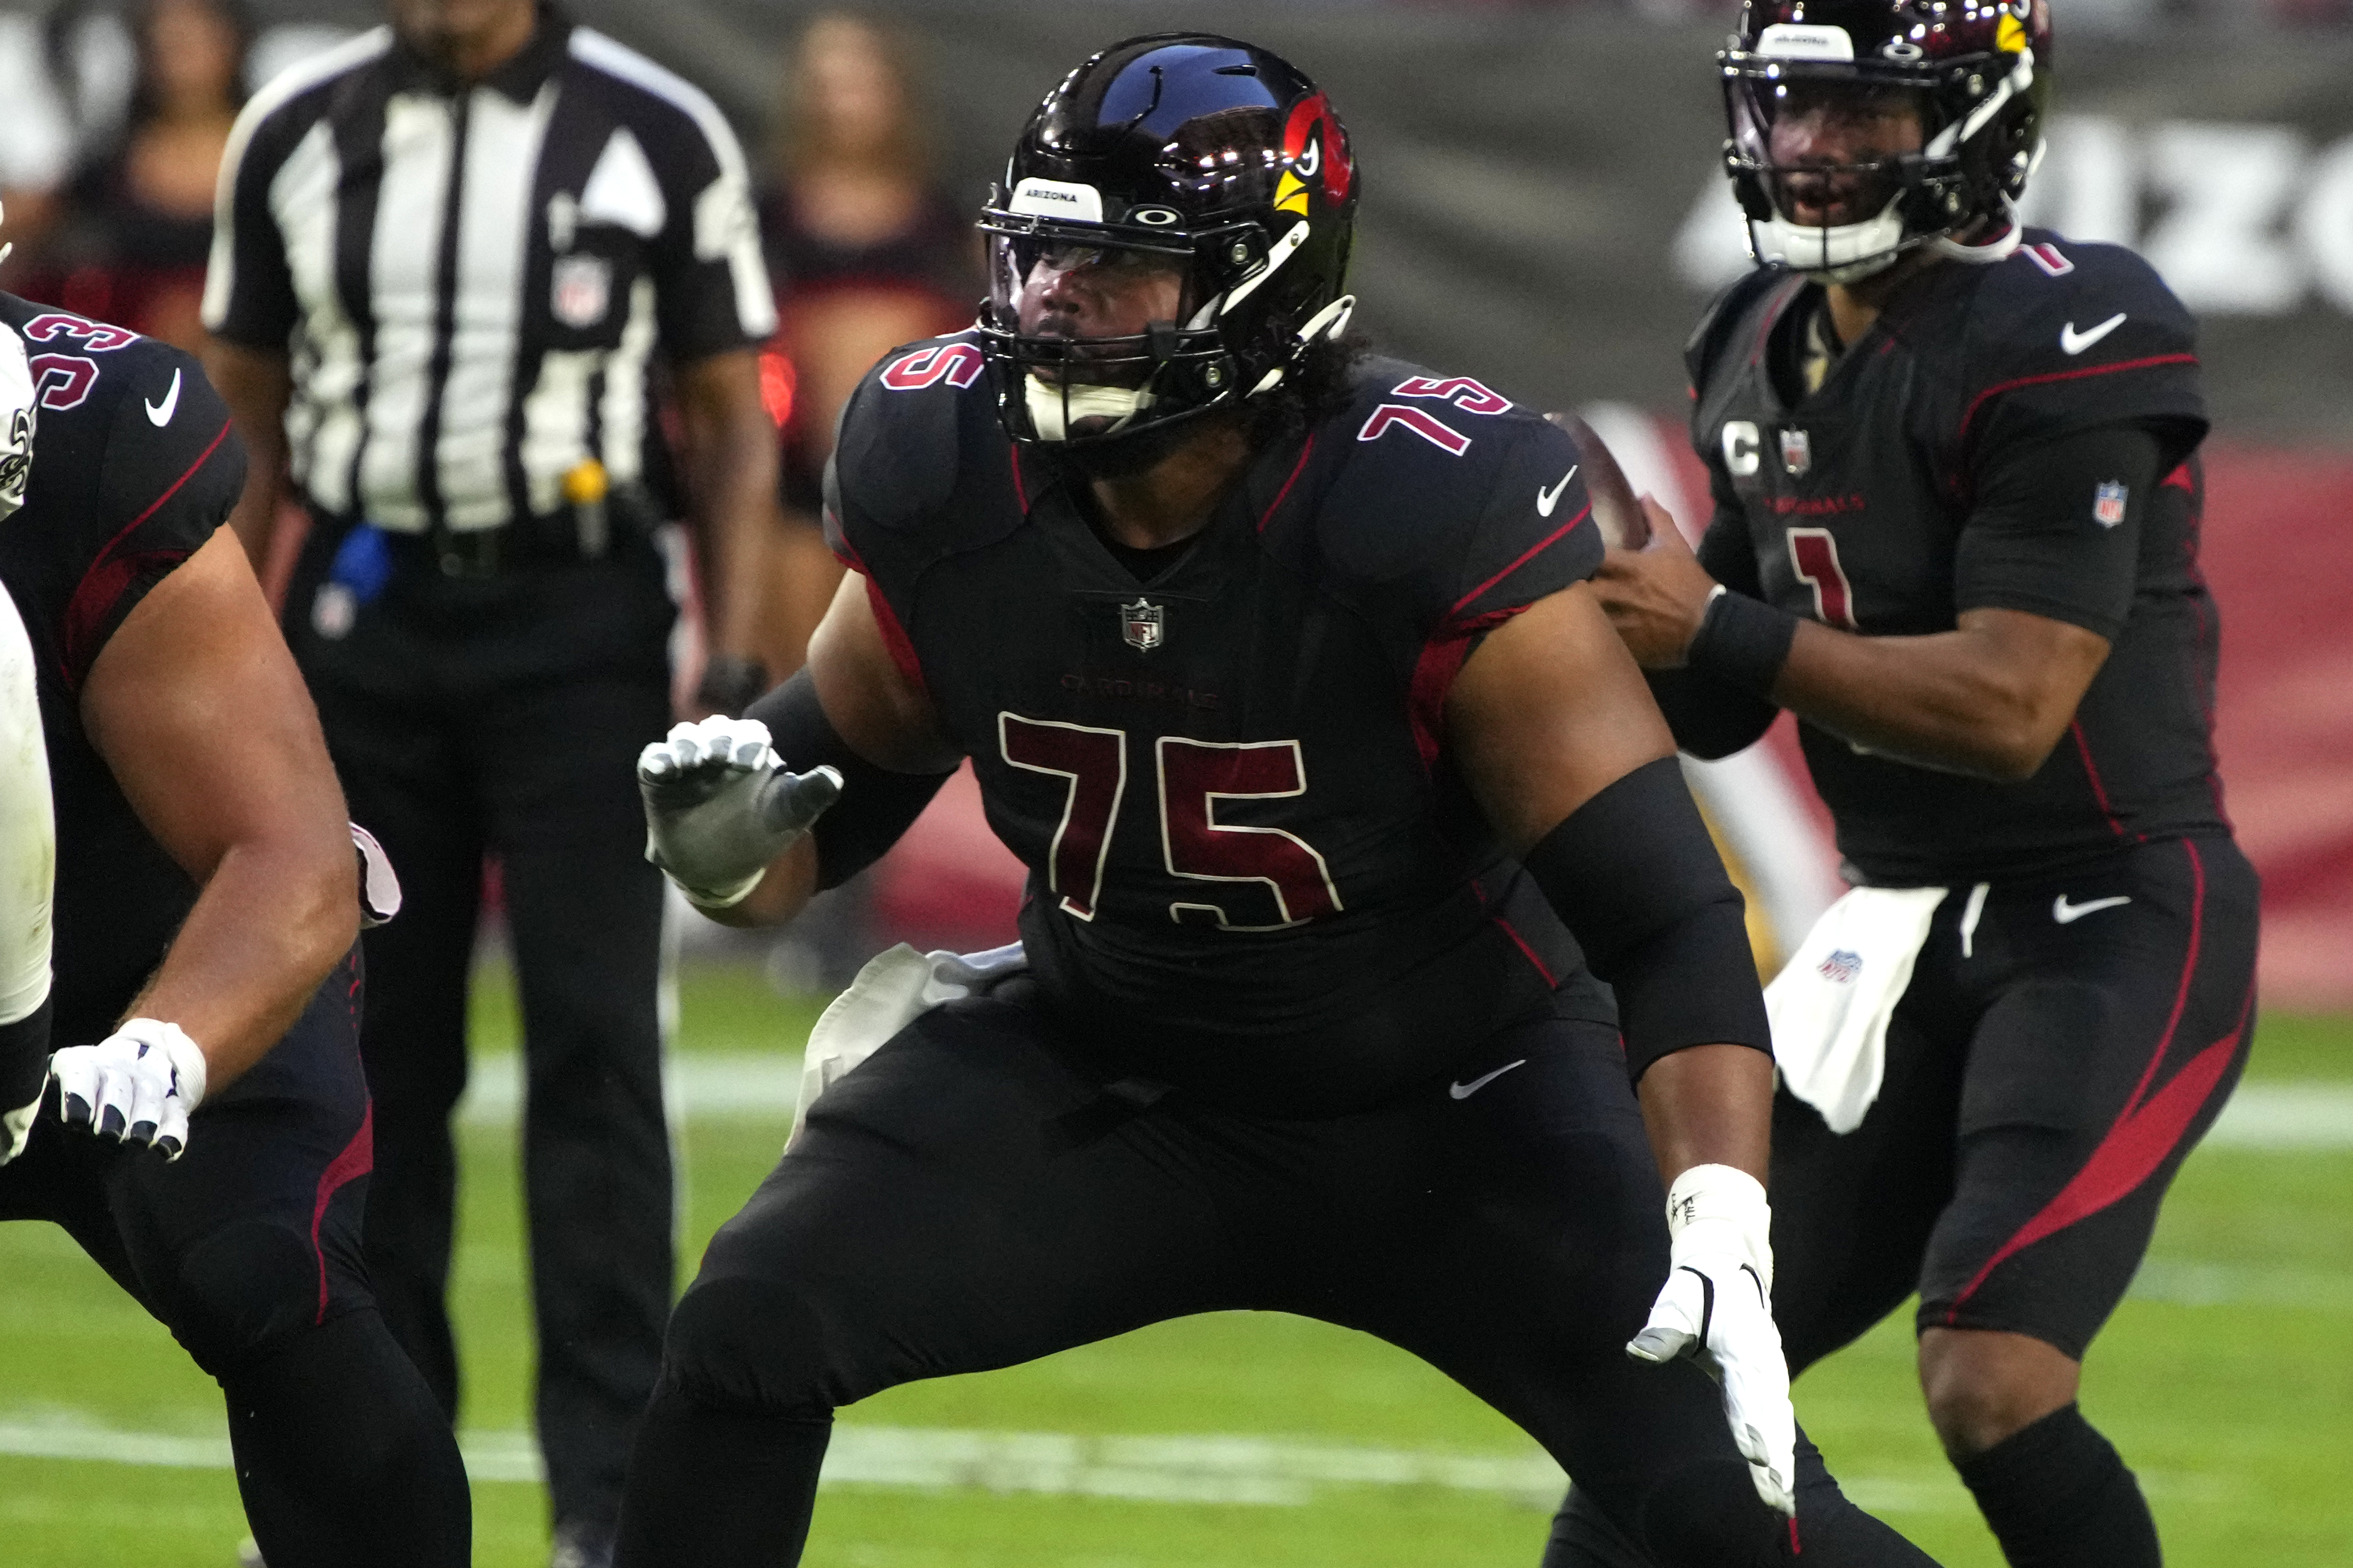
left=977, top=33, right=1358, bottom=446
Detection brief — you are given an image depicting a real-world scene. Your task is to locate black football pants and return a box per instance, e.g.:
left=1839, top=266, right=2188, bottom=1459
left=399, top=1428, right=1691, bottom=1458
left=1542, top=833, right=2258, bottom=1567
left=0, top=954, right=470, bottom=1564
left=303, top=647, right=675, bottom=1531
left=616, top=982, right=1931, bottom=1567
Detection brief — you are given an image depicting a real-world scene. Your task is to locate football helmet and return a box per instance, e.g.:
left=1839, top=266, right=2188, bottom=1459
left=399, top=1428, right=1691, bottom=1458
left=977, top=34, right=1358, bottom=446
left=1719, top=0, right=2052, bottom=283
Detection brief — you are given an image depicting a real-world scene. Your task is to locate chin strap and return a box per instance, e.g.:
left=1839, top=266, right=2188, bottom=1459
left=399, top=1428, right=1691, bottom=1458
left=1929, top=206, right=2025, bottom=266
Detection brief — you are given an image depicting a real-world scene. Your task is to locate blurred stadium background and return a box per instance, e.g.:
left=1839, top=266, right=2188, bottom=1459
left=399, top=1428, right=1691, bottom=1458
left=0, top=2, right=2346, bottom=1564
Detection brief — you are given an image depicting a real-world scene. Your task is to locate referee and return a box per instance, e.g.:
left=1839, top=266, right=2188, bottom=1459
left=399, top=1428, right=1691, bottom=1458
left=202, top=3, right=781, bottom=1563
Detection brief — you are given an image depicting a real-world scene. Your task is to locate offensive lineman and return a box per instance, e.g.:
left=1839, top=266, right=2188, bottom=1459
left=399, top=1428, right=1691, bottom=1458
left=615, top=36, right=1946, bottom=1568
left=1549, top=4, right=2254, bottom=1567
left=0, top=285, right=469, bottom=1563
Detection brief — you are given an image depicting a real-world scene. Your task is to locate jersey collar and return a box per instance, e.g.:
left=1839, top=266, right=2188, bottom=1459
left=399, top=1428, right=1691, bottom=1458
left=387, top=1, right=574, bottom=104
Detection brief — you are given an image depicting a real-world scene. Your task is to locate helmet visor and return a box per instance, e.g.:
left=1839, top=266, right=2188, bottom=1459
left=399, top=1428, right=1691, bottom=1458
left=984, top=233, right=1209, bottom=388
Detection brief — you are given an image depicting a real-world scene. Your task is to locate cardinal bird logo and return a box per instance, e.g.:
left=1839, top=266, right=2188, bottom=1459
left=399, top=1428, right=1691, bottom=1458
left=1276, top=92, right=1354, bottom=218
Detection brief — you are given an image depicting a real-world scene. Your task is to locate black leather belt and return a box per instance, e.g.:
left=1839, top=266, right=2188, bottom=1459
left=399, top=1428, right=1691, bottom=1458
left=367, top=486, right=662, bottom=578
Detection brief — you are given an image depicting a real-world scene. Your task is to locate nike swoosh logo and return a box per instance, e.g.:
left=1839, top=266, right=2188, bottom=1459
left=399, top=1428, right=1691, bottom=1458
left=1536, top=465, right=1579, bottom=518
left=1449, top=1058, right=1528, bottom=1100
left=2053, top=893, right=2132, bottom=924
left=2059, top=313, right=2126, bottom=355
left=145, top=367, right=182, bottom=427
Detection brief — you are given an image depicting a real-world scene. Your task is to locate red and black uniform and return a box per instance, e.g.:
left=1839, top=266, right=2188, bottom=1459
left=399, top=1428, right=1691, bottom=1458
left=0, top=292, right=467, bottom=1566
left=628, top=345, right=1933, bottom=1568
left=830, top=341, right=1616, bottom=1112
left=1663, top=232, right=2257, bottom=1363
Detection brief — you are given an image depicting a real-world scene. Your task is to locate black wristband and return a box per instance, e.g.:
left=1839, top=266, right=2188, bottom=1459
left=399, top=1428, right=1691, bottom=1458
left=1685, top=586, right=1798, bottom=701
left=0, top=994, right=53, bottom=1109
left=695, top=654, right=772, bottom=720
left=744, top=669, right=955, bottom=889
left=1519, top=757, right=1772, bottom=1079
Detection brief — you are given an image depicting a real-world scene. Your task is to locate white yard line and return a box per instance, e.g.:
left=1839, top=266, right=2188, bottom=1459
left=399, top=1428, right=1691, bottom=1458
left=459, top=1058, right=2353, bottom=1150
left=2200, top=1082, right=2353, bottom=1150
left=0, top=1414, right=2248, bottom=1514
left=0, top=1414, right=1568, bottom=1507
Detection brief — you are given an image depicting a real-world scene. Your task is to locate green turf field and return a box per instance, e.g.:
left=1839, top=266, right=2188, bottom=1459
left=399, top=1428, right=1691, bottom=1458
left=2, top=962, right=2346, bottom=1566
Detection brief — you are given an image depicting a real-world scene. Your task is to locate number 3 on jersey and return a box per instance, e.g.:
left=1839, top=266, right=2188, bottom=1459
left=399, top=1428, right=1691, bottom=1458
left=999, top=714, right=1343, bottom=930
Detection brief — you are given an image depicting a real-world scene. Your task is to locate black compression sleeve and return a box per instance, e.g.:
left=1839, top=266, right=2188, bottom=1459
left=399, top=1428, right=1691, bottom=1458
left=1519, top=757, right=1771, bottom=1079
left=1645, top=666, right=1779, bottom=759
left=0, top=994, right=52, bottom=1110
left=745, top=670, right=956, bottom=890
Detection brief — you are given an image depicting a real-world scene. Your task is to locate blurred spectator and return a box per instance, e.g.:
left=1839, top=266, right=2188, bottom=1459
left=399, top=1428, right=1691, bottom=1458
left=754, top=12, right=978, bottom=679
left=37, top=0, right=252, bottom=350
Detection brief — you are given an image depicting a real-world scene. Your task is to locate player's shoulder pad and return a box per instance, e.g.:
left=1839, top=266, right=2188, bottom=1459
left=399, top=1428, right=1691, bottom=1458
left=1685, top=266, right=1791, bottom=392
left=827, top=330, right=1010, bottom=548
left=1965, top=231, right=2198, bottom=386
left=0, top=299, right=216, bottom=454
left=1312, top=355, right=1591, bottom=590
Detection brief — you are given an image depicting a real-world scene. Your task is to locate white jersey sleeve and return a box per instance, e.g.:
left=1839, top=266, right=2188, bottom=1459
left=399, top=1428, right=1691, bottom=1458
left=0, top=575, right=53, bottom=1032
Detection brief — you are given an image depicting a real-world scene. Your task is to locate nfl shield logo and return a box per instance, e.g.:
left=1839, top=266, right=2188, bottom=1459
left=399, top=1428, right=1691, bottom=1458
left=1120, top=598, right=1165, bottom=651
left=2093, top=480, right=2128, bottom=529
left=1817, top=949, right=1863, bottom=984
left=1780, top=428, right=1812, bottom=476
left=551, top=255, right=612, bottom=329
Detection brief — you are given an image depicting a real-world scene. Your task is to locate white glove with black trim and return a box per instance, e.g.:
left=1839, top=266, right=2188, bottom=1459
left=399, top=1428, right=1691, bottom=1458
left=49, top=1018, right=207, bottom=1160
left=637, top=718, right=843, bottom=909
left=1627, top=1163, right=1796, bottom=1516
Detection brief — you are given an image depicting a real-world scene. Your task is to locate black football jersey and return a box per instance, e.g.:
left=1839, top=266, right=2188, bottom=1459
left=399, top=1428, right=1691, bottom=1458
left=0, top=294, right=247, bottom=1041
left=1686, top=231, right=2227, bottom=885
left=827, top=340, right=1613, bottom=1111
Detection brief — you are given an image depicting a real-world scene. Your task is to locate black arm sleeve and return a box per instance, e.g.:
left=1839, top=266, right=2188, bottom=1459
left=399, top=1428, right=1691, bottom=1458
left=0, top=996, right=52, bottom=1111
left=1519, top=757, right=1772, bottom=1080
left=1645, top=478, right=1781, bottom=757
left=745, top=670, right=956, bottom=890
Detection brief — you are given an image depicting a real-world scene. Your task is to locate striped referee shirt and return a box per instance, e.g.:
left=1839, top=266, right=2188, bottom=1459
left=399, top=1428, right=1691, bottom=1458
left=203, top=8, right=776, bottom=535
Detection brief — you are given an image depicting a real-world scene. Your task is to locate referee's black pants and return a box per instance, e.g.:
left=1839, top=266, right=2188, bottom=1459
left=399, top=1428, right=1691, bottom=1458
left=616, top=981, right=1934, bottom=1568
left=287, top=528, right=678, bottom=1531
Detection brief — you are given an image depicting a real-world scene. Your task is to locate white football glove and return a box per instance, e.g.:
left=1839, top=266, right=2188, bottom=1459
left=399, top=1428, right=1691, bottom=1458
left=637, top=718, right=843, bottom=909
left=1627, top=1163, right=1796, bottom=1517
left=49, top=1018, right=208, bottom=1161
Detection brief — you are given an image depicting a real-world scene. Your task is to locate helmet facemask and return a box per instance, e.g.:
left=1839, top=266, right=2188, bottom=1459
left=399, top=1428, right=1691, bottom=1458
left=981, top=223, right=1238, bottom=445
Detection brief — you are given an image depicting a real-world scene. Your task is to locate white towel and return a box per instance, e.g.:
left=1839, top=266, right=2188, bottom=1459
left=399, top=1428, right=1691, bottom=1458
left=1764, top=885, right=1947, bottom=1134
left=787, top=940, right=1028, bottom=1148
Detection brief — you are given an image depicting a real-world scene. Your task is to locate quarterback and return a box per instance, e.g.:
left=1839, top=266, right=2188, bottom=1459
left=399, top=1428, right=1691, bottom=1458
left=618, top=34, right=1946, bottom=1568
left=1550, top=4, right=2254, bottom=1567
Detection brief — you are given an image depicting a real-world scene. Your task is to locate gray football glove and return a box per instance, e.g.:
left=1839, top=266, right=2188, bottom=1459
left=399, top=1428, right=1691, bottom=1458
left=637, top=718, right=842, bottom=909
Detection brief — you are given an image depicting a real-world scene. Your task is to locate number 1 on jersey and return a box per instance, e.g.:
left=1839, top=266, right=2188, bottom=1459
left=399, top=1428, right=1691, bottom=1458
left=1786, top=527, right=1860, bottom=632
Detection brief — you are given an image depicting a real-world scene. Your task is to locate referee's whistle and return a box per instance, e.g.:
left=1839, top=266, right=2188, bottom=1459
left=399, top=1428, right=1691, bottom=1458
left=564, top=457, right=610, bottom=560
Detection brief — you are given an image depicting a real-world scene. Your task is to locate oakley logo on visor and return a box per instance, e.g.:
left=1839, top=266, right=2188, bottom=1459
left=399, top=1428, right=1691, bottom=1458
left=1130, top=207, right=1182, bottom=227
left=1009, top=177, right=1104, bottom=223
left=1756, top=23, right=1855, bottom=60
